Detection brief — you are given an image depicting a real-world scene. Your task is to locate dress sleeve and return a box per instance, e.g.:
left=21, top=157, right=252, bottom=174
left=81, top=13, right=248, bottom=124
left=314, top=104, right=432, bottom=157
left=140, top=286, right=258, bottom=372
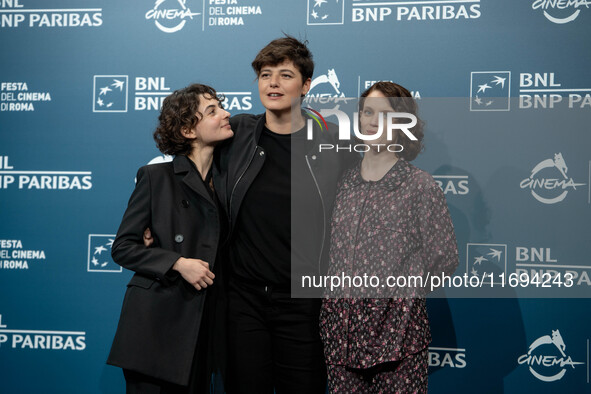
left=111, top=166, right=181, bottom=283
left=417, top=176, right=460, bottom=280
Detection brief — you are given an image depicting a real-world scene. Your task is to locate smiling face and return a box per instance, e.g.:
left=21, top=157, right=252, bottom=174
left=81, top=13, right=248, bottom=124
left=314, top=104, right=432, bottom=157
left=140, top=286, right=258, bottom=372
left=359, top=90, right=397, bottom=148
left=185, top=94, right=233, bottom=147
left=258, top=60, right=311, bottom=114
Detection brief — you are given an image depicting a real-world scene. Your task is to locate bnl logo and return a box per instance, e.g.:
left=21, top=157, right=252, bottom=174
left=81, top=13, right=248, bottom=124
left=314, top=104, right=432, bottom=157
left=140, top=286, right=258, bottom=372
left=470, top=71, right=511, bottom=111
left=87, top=234, right=120, bottom=272
left=93, top=75, right=128, bottom=112
left=307, top=0, right=344, bottom=25
left=466, top=243, right=507, bottom=285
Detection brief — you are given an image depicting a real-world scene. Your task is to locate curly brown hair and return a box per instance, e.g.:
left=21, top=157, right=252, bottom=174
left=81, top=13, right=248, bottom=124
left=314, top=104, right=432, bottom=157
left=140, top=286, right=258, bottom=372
left=153, top=84, right=222, bottom=156
left=251, top=35, right=314, bottom=81
left=360, top=81, right=424, bottom=161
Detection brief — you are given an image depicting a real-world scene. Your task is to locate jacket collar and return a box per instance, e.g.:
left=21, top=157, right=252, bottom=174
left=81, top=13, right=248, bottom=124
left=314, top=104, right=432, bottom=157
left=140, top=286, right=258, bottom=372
left=343, top=158, right=413, bottom=191
left=173, top=155, right=214, bottom=205
left=254, top=113, right=267, bottom=143
left=173, top=154, right=192, bottom=174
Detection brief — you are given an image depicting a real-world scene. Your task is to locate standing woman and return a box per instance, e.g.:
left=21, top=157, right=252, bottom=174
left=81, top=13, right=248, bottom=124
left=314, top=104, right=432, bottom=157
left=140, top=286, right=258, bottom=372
left=319, top=82, right=459, bottom=393
left=216, top=36, right=357, bottom=394
left=107, top=84, right=233, bottom=393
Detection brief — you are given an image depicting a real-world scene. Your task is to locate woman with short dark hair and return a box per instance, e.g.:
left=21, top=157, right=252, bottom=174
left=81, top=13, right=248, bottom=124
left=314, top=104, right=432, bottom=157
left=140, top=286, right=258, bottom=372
left=217, top=36, right=358, bottom=394
left=107, top=83, right=233, bottom=393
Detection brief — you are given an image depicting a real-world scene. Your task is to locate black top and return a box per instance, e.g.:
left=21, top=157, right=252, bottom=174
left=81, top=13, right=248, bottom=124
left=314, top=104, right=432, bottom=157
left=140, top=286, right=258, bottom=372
left=187, top=158, right=214, bottom=199
left=228, top=125, right=323, bottom=288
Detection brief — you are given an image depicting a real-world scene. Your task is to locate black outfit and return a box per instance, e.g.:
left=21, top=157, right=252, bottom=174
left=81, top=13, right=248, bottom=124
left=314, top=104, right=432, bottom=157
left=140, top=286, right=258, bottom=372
left=229, top=126, right=293, bottom=286
left=213, top=113, right=358, bottom=394
left=107, top=155, right=226, bottom=393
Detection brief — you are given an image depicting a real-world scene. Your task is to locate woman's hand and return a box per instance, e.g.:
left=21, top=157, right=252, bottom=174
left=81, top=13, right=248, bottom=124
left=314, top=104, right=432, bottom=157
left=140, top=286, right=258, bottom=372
left=172, top=257, right=215, bottom=291
left=143, top=228, right=154, bottom=247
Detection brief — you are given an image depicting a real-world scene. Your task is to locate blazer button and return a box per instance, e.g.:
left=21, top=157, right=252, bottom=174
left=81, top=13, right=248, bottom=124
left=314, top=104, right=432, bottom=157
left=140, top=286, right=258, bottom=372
left=259, top=151, right=265, bottom=156
left=174, top=234, right=184, bottom=243
left=181, top=200, right=189, bottom=208
left=311, top=155, right=317, bottom=160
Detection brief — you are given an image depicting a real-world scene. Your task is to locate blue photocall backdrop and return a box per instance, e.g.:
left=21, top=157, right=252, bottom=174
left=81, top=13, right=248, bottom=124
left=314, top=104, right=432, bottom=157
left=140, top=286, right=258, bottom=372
left=1, top=0, right=590, bottom=393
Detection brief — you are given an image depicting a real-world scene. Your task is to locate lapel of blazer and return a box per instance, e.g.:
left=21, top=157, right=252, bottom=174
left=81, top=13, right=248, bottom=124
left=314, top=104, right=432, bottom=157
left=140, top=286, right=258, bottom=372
left=173, top=155, right=215, bottom=206
left=212, top=148, right=228, bottom=213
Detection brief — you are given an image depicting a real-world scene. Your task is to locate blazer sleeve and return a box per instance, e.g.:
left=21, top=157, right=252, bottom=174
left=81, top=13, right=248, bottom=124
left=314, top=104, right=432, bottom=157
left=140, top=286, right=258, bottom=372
left=111, top=166, right=181, bottom=283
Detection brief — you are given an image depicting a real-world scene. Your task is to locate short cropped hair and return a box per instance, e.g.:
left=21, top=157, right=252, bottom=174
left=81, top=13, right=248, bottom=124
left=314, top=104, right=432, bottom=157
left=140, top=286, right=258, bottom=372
left=251, top=35, right=314, bottom=81
left=360, top=81, right=424, bottom=161
left=153, top=84, right=222, bottom=156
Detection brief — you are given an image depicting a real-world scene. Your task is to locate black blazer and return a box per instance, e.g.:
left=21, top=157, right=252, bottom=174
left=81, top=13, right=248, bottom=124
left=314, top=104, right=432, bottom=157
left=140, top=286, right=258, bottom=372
left=107, top=155, right=221, bottom=386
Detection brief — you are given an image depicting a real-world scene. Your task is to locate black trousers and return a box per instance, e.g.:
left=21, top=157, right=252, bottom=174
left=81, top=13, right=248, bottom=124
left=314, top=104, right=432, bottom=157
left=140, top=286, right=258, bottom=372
left=226, top=280, right=327, bottom=394
left=124, top=369, right=192, bottom=394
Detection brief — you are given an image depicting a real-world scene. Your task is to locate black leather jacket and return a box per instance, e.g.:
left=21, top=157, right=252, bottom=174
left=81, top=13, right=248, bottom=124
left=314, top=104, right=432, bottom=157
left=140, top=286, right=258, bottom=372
left=213, top=113, right=359, bottom=276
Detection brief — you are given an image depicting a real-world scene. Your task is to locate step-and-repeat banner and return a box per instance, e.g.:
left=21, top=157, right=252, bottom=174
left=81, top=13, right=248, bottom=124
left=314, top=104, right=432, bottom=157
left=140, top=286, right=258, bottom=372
left=1, top=1, right=589, bottom=393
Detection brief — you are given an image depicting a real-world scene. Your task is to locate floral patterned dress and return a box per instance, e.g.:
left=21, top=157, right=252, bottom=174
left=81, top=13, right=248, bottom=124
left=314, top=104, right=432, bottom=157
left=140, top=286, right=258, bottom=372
left=319, top=159, right=459, bottom=393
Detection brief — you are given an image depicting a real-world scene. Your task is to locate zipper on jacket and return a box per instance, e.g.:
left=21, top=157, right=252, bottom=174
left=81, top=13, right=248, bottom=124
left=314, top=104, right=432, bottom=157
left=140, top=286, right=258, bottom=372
left=306, top=155, right=326, bottom=274
left=229, top=145, right=259, bottom=222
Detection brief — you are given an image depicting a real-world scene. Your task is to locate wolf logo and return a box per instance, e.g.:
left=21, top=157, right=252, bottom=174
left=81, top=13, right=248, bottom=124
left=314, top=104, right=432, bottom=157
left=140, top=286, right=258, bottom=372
left=310, top=69, right=341, bottom=95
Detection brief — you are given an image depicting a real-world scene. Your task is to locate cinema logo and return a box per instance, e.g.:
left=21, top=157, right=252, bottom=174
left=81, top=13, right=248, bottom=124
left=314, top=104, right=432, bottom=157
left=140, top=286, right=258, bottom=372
left=0, top=239, right=46, bottom=271
left=428, top=346, right=467, bottom=368
left=307, top=68, right=350, bottom=103
left=0, top=82, right=51, bottom=112
left=532, top=0, right=590, bottom=24
left=146, top=0, right=201, bottom=33
left=0, top=156, right=92, bottom=190
left=519, top=153, right=585, bottom=204
left=351, top=0, right=481, bottom=23
left=518, top=329, right=584, bottom=382
left=0, top=314, right=86, bottom=351
left=0, top=0, right=102, bottom=28
left=208, top=0, right=263, bottom=27
left=303, top=98, right=418, bottom=153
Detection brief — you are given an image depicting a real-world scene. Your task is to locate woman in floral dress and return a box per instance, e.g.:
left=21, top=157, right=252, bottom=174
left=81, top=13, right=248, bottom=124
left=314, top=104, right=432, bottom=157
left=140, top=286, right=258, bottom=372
left=319, top=82, right=459, bottom=393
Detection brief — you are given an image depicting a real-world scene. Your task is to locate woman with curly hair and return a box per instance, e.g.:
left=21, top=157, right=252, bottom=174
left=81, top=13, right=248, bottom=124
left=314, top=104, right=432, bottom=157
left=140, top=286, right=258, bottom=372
left=319, top=81, right=459, bottom=393
left=107, top=83, right=233, bottom=393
